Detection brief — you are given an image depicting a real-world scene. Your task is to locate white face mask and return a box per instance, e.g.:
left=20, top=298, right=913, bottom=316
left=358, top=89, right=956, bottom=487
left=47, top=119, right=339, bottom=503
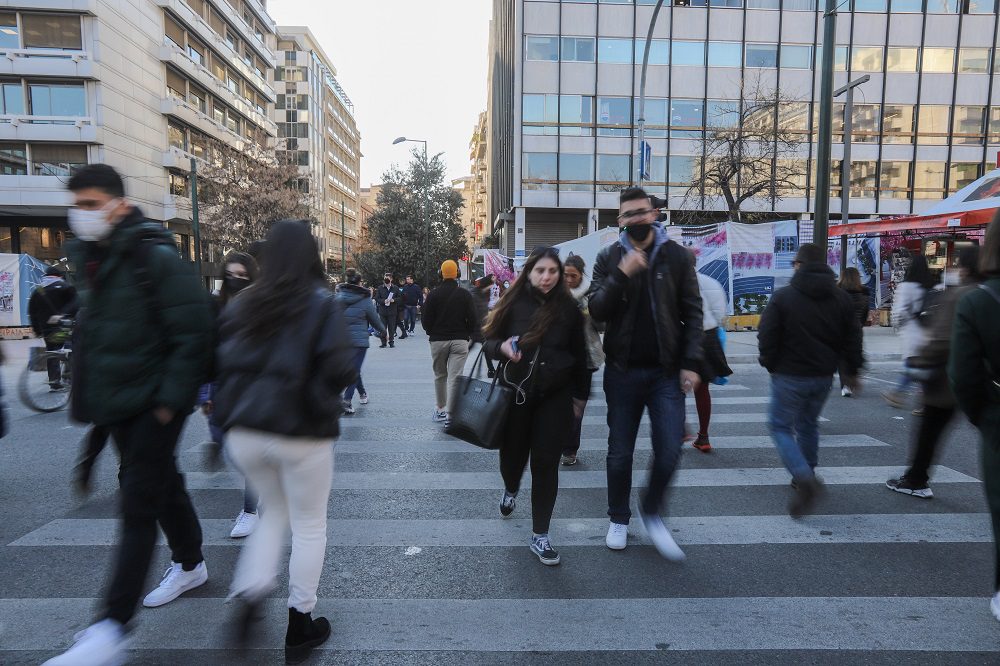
left=68, top=198, right=121, bottom=242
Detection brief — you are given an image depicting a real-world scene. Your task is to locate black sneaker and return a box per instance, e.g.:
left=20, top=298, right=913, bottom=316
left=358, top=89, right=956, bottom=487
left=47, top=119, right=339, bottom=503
left=789, top=476, right=824, bottom=519
left=530, top=534, right=561, bottom=566
left=886, top=476, right=933, bottom=499
left=499, top=490, right=516, bottom=518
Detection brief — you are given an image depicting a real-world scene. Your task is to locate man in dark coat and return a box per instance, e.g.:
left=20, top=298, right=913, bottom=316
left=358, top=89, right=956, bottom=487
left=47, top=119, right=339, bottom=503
left=28, top=265, right=78, bottom=387
left=376, top=272, right=403, bottom=348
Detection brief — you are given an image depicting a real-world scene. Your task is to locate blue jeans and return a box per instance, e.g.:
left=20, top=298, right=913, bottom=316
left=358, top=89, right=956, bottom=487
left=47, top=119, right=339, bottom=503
left=605, top=365, right=686, bottom=525
left=768, top=374, right=832, bottom=480
left=404, top=305, right=418, bottom=332
left=344, top=347, right=368, bottom=401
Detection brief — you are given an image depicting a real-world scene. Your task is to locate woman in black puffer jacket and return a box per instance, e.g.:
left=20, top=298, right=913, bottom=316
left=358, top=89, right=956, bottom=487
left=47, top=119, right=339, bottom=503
left=837, top=267, right=870, bottom=397
left=484, top=247, right=590, bottom=567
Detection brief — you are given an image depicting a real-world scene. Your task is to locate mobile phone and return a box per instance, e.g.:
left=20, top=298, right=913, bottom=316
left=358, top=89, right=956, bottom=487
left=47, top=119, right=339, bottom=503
left=510, top=336, right=520, bottom=354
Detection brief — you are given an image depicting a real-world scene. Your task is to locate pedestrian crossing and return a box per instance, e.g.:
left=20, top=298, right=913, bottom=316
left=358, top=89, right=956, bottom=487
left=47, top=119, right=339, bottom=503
left=1, top=339, right=997, bottom=662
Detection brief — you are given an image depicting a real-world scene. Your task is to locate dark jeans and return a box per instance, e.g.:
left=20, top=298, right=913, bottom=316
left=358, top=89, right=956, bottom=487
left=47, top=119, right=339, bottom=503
left=768, top=374, right=832, bottom=480
left=563, top=370, right=596, bottom=456
left=103, top=410, right=203, bottom=625
left=905, top=404, right=956, bottom=485
left=78, top=425, right=111, bottom=472
left=499, top=386, right=572, bottom=534
left=45, top=337, right=64, bottom=383
left=209, top=420, right=258, bottom=513
left=379, top=311, right=397, bottom=344
left=404, top=305, right=418, bottom=332
left=344, top=347, right=368, bottom=401
left=605, top=365, right=686, bottom=525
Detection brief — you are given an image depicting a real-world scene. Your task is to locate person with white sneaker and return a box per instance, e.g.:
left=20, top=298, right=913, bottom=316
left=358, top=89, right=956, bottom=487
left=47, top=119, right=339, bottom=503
left=423, top=260, right=478, bottom=427
left=589, top=187, right=704, bottom=560
left=45, top=165, right=213, bottom=665
left=336, top=268, right=386, bottom=416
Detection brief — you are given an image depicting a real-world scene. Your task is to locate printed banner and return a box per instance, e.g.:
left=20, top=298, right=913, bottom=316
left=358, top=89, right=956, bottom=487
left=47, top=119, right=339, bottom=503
left=555, top=227, right=620, bottom=278
left=482, top=250, right=517, bottom=285
left=0, top=254, right=18, bottom=327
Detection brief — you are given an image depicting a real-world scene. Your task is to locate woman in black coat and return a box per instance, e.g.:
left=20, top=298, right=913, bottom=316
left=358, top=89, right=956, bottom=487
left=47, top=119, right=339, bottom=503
left=837, top=267, right=870, bottom=397
left=483, top=247, right=590, bottom=566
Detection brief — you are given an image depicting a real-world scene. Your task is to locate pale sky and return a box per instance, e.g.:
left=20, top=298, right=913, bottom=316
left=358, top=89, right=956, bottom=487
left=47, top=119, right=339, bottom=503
left=267, top=0, right=493, bottom=188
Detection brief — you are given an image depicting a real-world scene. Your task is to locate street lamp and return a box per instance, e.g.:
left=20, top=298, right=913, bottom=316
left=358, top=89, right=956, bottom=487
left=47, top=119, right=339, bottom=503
left=635, top=0, right=666, bottom=186
left=812, top=0, right=840, bottom=247
left=834, top=75, right=870, bottom=272
left=392, top=136, right=430, bottom=286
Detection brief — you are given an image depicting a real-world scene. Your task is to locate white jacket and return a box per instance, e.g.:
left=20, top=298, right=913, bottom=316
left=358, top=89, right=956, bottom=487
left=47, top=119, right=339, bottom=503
left=697, top=273, right=728, bottom=331
left=890, top=281, right=927, bottom=359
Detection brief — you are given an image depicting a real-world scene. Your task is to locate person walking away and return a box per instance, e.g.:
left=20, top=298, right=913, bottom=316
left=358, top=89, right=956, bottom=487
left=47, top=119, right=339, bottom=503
left=560, top=255, right=604, bottom=466
left=28, top=265, right=78, bottom=389
left=376, top=272, right=402, bottom=348
left=691, top=267, right=732, bottom=453
left=484, top=247, right=590, bottom=565
left=837, top=267, right=871, bottom=397
left=45, top=164, right=213, bottom=666
left=883, top=256, right=936, bottom=408
left=589, top=187, right=704, bottom=559
left=337, top=268, right=386, bottom=414
left=423, top=260, right=478, bottom=425
left=758, top=243, right=864, bottom=519
left=402, top=274, right=424, bottom=335
left=214, top=220, right=356, bottom=662
left=887, top=247, right=981, bottom=499
left=949, top=215, right=1000, bottom=622
left=396, top=288, right=408, bottom=340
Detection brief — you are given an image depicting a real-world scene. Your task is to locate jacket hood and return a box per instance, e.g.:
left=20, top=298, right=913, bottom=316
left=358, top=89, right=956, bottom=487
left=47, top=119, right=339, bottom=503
left=791, top=263, right=838, bottom=299
left=569, top=276, right=591, bottom=302
left=618, top=223, right=667, bottom=254
left=336, top=282, right=371, bottom=304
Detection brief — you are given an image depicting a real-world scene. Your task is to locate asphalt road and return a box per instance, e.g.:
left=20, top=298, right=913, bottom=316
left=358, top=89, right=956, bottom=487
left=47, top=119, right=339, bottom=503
left=0, top=333, right=996, bottom=665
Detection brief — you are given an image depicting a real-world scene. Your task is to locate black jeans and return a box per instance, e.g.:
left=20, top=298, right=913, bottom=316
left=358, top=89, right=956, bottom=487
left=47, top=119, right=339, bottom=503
left=379, top=311, right=397, bottom=344
left=499, top=387, right=572, bottom=534
left=45, top=337, right=64, bottom=383
left=103, top=410, right=203, bottom=625
left=906, top=404, right=957, bottom=485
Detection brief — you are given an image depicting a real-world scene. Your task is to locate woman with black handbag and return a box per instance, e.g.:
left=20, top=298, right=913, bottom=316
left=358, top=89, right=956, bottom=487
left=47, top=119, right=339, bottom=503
left=483, top=246, right=590, bottom=566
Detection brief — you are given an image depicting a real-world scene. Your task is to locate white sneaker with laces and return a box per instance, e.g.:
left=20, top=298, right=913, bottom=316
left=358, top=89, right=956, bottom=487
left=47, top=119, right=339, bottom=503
left=431, top=409, right=448, bottom=423
left=142, top=561, right=208, bottom=608
left=991, top=592, right=1000, bottom=622
left=359, top=392, right=369, bottom=405
left=606, top=522, right=628, bottom=550
left=42, top=619, right=128, bottom=666
left=639, top=511, right=685, bottom=562
left=230, top=510, right=258, bottom=538
left=841, top=386, right=853, bottom=397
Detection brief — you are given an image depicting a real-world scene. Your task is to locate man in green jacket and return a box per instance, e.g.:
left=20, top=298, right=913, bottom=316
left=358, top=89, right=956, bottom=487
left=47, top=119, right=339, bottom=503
left=45, top=165, right=214, bottom=666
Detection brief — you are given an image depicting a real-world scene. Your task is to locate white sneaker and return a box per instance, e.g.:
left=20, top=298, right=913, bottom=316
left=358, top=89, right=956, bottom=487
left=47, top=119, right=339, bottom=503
left=841, top=386, right=853, bottom=398
left=42, top=619, right=128, bottom=666
left=606, top=522, right=628, bottom=550
left=142, top=561, right=208, bottom=608
left=230, top=510, right=258, bottom=538
left=431, top=409, right=448, bottom=423
left=639, top=511, right=686, bottom=562
left=359, top=392, right=369, bottom=405
left=991, top=592, right=1000, bottom=622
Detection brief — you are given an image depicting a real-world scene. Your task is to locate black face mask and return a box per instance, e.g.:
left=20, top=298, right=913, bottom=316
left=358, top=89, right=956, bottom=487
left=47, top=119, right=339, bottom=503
left=384, top=278, right=391, bottom=284
left=625, top=224, right=653, bottom=243
left=225, top=276, right=250, bottom=294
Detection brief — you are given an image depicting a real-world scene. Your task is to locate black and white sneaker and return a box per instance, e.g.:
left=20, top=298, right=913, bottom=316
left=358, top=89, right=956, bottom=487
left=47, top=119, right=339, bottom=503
left=499, top=490, right=516, bottom=518
left=886, top=476, right=933, bottom=499
left=530, top=534, right=561, bottom=566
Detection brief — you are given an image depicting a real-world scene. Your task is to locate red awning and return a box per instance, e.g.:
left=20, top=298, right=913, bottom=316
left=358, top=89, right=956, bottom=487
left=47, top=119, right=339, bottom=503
left=829, top=206, right=996, bottom=236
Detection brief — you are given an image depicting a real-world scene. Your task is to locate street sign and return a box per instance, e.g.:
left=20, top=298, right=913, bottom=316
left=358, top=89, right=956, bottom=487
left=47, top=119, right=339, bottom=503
left=639, top=141, right=652, bottom=181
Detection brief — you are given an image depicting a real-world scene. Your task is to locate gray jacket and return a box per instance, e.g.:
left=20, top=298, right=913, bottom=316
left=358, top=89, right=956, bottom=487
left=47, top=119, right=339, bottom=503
left=336, top=283, right=385, bottom=348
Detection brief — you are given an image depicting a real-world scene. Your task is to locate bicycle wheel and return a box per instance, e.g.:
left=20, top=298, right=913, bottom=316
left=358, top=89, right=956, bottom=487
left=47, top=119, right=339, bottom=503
left=19, top=353, right=71, bottom=413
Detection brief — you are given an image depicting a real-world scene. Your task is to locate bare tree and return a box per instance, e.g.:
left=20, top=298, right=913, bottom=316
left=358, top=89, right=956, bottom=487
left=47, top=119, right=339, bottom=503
left=681, top=77, right=808, bottom=224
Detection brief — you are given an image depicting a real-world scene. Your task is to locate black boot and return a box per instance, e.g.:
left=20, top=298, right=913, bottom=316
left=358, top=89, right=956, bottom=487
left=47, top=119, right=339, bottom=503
left=285, top=607, right=330, bottom=664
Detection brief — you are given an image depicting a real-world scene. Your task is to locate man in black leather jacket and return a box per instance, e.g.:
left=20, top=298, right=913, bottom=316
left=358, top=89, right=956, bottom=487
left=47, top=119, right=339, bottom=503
left=589, top=186, right=703, bottom=561
left=376, top=272, right=403, bottom=348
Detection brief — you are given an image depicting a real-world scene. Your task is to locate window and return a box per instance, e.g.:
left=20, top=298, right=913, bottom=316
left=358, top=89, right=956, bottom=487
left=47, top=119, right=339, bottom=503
left=599, top=38, right=632, bottom=64
left=886, top=47, right=918, bottom=72
left=708, top=41, right=742, bottom=67
left=879, top=162, right=911, bottom=199
left=523, top=93, right=557, bottom=134
left=854, top=0, right=887, bottom=9
left=670, top=99, right=704, bottom=138
left=31, top=143, right=86, bottom=176
left=778, top=102, right=810, bottom=132
left=784, top=0, right=817, bottom=7
left=780, top=45, right=812, bottom=69
left=209, top=8, right=225, bottom=36
left=169, top=172, right=188, bottom=196
left=882, top=105, right=915, bottom=143
left=0, top=142, right=27, bottom=175
left=989, top=108, right=1000, bottom=143
left=559, top=95, right=594, bottom=135
left=522, top=152, right=557, bottom=190
left=748, top=0, right=780, bottom=6
left=20, top=13, right=81, bottom=50
left=0, top=13, right=19, bottom=49
left=849, top=104, right=881, bottom=143
left=188, top=85, right=207, bottom=114
left=634, top=40, right=670, bottom=65
left=891, top=0, right=924, bottom=10
left=637, top=98, right=668, bottom=137
left=669, top=155, right=698, bottom=185
left=846, top=160, right=878, bottom=198
left=188, top=0, right=206, bottom=17
left=597, top=154, right=630, bottom=189
left=561, top=37, right=595, bottom=62
left=922, top=48, right=955, bottom=73
left=952, top=105, right=985, bottom=144
left=913, top=162, right=946, bottom=199
left=950, top=162, right=981, bottom=192
left=917, top=105, right=950, bottom=144
left=167, top=120, right=185, bottom=150
left=965, top=0, right=996, bottom=12
left=210, top=53, right=226, bottom=81
left=834, top=46, right=849, bottom=71
left=851, top=46, right=883, bottom=71
left=525, top=36, right=558, bottom=62
left=706, top=100, right=739, bottom=128
left=958, top=48, right=990, bottom=73
left=927, top=0, right=959, bottom=10
left=165, top=15, right=185, bottom=50
left=672, top=41, right=705, bottom=67
left=224, top=29, right=237, bottom=50
left=598, top=96, right=632, bottom=136
left=746, top=43, right=778, bottom=68
left=1, top=80, right=24, bottom=114
left=746, top=100, right=776, bottom=132
left=187, top=37, right=206, bottom=66
left=28, top=82, right=85, bottom=117
left=166, top=69, right=186, bottom=99
left=560, top=154, right=593, bottom=191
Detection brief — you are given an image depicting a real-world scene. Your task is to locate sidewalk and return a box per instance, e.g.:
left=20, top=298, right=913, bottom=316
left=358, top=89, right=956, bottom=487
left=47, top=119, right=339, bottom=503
left=726, top=326, right=901, bottom=364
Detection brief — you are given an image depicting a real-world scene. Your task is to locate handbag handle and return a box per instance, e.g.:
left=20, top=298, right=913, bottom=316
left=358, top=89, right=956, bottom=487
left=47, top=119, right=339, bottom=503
left=461, top=346, right=505, bottom=400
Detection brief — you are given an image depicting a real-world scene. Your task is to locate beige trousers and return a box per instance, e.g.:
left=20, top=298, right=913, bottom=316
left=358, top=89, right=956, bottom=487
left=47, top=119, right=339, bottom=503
left=430, top=339, right=471, bottom=412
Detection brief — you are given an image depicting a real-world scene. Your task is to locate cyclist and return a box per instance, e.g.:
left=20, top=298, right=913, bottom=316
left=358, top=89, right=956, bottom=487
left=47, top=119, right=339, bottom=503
left=28, top=266, right=78, bottom=390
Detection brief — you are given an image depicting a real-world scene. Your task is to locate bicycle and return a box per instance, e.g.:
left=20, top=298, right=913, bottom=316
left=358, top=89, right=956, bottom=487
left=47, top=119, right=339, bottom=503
left=19, top=318, right=74, bottom=413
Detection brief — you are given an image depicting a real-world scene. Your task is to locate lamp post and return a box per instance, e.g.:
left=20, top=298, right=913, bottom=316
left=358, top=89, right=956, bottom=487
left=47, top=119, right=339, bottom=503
left=635, top=0, right=666, bottom=186
left=813, top=0, right=839, bottom=247
left=834, top=75, right=870, bottom=272
left=392, top=136, right=430, bottom=286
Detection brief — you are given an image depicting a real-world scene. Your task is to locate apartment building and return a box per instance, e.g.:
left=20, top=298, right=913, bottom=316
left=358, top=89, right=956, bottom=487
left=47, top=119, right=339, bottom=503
left=273, top=26, right=362, bottom=271
left=468, top=110, right=490, bottom=246
left=488, top=0, right=1000, bottom=255
left=0, top=0, right=279, bottom=262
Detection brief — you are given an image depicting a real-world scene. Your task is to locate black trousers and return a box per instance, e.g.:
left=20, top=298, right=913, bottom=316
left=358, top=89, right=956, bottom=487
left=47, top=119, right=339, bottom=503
left=905, top=404, right=957, bottom=485
left=380, top=311, right=397, bottom=344
left=499, top=387, right=572, bottom=534
left=103, top=410, right=203, bottom=625
left=45, top=337, right=64, bottom=383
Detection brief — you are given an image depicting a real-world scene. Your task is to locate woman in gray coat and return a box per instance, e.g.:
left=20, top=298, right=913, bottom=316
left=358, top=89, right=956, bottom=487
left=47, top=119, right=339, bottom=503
left=336, top=269, right=386, bottom=414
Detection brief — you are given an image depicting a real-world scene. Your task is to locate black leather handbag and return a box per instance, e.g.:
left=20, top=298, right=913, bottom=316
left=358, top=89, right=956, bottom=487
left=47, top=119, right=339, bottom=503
left=445, top=347, right=513, bottom=450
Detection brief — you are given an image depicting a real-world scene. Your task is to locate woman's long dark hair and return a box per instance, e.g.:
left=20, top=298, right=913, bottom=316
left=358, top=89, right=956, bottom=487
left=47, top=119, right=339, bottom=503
left=483, top=247, right=574, bottom=349
left=234, top=220, right=326, bottom=340
left=837, top=266, right=863, bottom=292
left=904, top=255, right=937, bottom=290
left=220, top=251, right=258, bottom=306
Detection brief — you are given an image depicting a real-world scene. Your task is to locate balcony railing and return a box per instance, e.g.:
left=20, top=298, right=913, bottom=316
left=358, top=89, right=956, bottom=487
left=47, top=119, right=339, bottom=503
left=0, top=48, right=96, bottom=78
left=159, top=95, right=248, bottom=151
left=0, top=115, right=96, bottom=142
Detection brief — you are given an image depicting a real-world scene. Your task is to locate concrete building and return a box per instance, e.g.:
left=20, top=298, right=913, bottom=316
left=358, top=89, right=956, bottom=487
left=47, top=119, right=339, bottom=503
left=488, top=0, right=1000, bottom=256
left=468, top=110, right=490, bottom=246
left=273, top=26, right=361, bottom=271
left=452, top=175, right=478, bottom=247
left=0, top=0, right=279, bottom=262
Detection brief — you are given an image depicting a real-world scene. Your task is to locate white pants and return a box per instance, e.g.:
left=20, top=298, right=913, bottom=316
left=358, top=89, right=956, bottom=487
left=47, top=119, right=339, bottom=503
left=227, top=427, right=333, bottom=613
